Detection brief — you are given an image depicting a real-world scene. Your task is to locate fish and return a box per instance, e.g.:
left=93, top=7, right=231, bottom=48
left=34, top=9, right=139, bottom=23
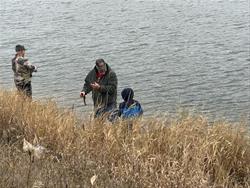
left=83, top=95, right=86, bottom=105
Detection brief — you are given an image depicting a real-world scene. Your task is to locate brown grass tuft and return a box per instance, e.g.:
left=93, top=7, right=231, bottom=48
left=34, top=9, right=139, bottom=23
left=0, top=90, right=249, bottom=187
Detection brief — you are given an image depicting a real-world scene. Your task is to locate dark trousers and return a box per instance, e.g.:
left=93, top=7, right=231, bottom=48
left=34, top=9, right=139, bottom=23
left=94, top=104, right=116, bottom=118
left=15, top=80, right=32, bottom=98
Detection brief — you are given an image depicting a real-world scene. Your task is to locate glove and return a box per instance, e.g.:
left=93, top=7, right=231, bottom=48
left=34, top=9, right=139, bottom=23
left=33, top=66, right=38, bottom=72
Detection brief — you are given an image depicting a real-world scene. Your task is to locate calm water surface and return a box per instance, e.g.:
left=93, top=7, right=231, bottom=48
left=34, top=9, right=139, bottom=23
left=0, top=0, right=249, bottom=121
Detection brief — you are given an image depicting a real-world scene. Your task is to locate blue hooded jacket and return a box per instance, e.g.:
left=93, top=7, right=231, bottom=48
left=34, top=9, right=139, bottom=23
left=119, top=88, right=143, bottom=119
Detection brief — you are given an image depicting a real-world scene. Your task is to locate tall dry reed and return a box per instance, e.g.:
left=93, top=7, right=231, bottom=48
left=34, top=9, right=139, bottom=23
left=0, top=90, right=249, bottom=187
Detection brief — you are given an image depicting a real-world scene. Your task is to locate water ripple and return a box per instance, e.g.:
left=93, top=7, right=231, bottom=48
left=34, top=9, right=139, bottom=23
left=0, top=0, right=249, bottom=122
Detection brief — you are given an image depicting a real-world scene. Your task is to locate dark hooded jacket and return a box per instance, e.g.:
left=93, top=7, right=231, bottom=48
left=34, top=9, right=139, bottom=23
left=82, top=63, right=117, bottom=108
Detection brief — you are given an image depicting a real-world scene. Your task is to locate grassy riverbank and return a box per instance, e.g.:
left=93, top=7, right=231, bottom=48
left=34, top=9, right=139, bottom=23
left=0, top=90, right=249, bottom=187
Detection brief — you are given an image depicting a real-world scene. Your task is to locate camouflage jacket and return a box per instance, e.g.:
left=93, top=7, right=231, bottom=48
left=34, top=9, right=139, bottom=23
left=82, top=63, right=117, bottom=108
left=12, top=55, right=37, bottom=83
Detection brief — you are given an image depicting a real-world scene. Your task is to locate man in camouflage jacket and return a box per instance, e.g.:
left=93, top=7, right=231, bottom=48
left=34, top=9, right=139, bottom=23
left=11, top=45, right=37, bottom=97
left=80, top=59, right=117, bottom=117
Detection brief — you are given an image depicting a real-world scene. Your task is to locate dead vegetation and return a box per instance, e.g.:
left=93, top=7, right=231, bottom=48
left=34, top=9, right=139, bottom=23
left=0, top=90, right=249, bottom=187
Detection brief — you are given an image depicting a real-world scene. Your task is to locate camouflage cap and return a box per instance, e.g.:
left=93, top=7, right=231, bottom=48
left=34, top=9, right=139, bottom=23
left=15, top=45, right=26, bottom=52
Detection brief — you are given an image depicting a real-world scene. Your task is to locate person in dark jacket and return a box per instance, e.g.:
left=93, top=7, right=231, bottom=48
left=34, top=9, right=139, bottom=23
left=107, top=88, right=143, bottom=129
left=80, top=59, right=118, bottom=117
left=11, top=45, right=37, bottom=98
left=118, top=88, right=143, bottom=119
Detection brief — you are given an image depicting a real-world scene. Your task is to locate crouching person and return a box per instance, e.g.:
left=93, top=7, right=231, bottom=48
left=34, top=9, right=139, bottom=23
left=108, top=88, right=143, bottom=129
left=119, top=88, right=143, bottom=119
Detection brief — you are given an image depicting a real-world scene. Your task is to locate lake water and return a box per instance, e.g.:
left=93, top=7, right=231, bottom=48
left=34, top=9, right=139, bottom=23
left=0, top=0, right=249, bottom=121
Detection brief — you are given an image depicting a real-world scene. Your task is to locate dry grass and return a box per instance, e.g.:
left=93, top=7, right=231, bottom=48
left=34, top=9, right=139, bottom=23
left=0, top=90, right=249, bottom=188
